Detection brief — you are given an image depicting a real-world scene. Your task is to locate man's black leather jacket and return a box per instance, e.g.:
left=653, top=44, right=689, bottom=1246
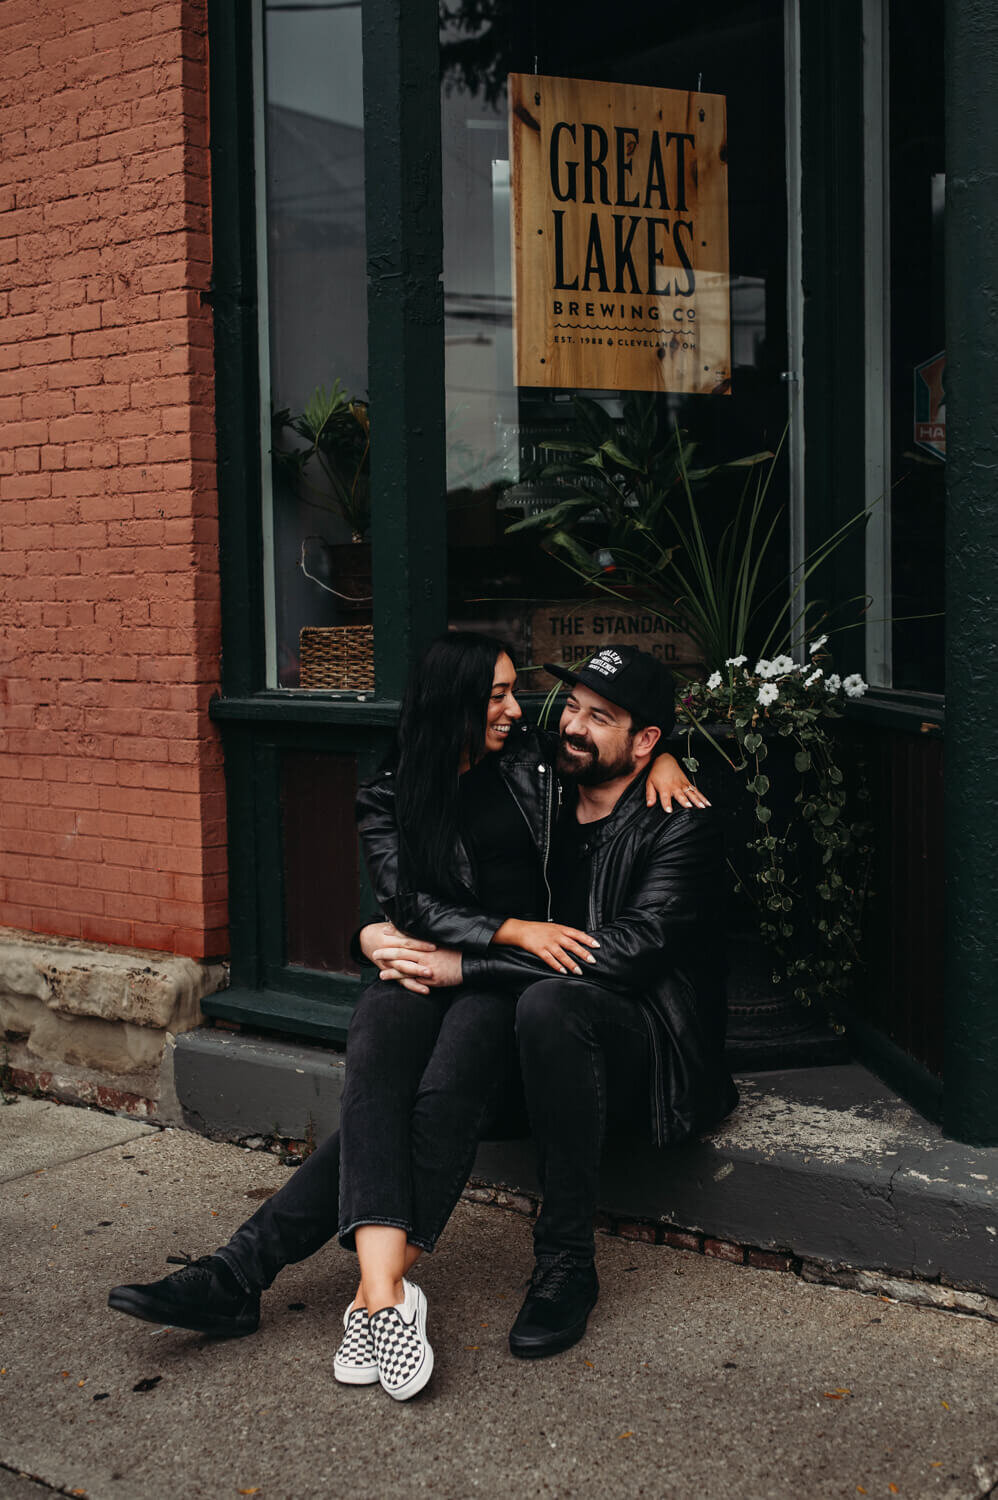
left=355, top=722, right=737, bottom=1146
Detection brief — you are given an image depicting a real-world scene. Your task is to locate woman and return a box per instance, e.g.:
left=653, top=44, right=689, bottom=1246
left=333, top=631, right=700, bottom=1399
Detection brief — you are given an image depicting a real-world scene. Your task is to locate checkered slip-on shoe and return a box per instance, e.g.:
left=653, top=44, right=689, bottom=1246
left=333, top=1303, right=379, bottom=1386
left=369, top=1279, right=434, bottom=1402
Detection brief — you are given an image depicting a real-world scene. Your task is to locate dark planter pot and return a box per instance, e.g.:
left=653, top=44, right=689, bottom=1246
left=325, top=542, right=372, bottom=621
left=677, top=724, right=849, bottom=1071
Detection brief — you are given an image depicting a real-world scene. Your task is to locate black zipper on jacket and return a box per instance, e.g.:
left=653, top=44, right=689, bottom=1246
left=500, top=744, right=558, bottom=921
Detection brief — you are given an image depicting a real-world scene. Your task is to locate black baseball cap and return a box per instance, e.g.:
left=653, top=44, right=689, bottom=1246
left=544, top=646, right=676, bottom=734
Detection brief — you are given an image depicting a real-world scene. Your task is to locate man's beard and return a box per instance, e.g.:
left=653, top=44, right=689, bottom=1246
left=556, top=732, right=636, bottom=786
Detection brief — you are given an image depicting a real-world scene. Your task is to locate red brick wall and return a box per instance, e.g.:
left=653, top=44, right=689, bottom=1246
left=0, top=0, right=227, bottom=960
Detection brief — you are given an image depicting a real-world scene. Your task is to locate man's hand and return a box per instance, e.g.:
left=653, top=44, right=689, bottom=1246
left=376, top=944, right=463, bottom=995
left=359, top=921, right=435, bottom=965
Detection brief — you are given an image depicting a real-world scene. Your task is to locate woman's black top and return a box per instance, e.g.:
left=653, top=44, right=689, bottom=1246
left=458, top=753, right=546, bottom=920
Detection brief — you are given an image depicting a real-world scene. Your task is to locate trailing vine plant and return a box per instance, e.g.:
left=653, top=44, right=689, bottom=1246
left=675, top=646, right=874, bottom=1013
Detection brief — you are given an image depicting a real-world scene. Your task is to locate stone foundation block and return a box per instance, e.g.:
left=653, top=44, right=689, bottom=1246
left=0, top=926, right=227, bottom=1114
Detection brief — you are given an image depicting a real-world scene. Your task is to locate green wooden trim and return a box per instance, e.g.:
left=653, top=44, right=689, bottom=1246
left=362, top=0, right=447, bottom=698
left=844, top=692, right=944, bottom=736
left=798, top=1, right=868, bottom=676
left=215, top=721, right=389, bottom=995
left=210, top=695, right=402, bottom=728
left=206, top=0, right=265, bottom=698
left=257, top=963, right=361, bottom=1002
left=220, top=725, right=265, bottom=992
left=254, top=742, right=287, bottom=973
left=942, top=0, right=998, bottom=1145
left=201, top=986, right=359, bottom=1045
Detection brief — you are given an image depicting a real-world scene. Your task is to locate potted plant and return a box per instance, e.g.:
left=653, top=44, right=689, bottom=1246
left=271, top=380, right=374, bottom=689
left=273, top=379, right=372, bottom=615
left=675, top=650, right=872, bottom=1023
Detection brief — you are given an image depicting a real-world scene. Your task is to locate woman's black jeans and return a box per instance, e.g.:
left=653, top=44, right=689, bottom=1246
left=216, top=979, right=517, bottom=1292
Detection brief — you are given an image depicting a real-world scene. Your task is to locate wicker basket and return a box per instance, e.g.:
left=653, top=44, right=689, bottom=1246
left=299, top=625, right=375, bottom=691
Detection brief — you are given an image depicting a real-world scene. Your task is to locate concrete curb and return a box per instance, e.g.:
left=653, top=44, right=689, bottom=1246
left=163, top=1030, right=998, bottom=1301
left=460, top=1179, right=998, bottom=1324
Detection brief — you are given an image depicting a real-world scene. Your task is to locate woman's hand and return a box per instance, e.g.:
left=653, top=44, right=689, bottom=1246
left=492, top=918, right=599, bottom=976
left=359, top=921, right=435, bottom=964
left=376, top=946, right=463, bottom=995
left=646, top=751, right=711, bottom=811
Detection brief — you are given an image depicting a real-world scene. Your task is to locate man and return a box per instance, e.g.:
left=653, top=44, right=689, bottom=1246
left=109, top=647, right=734, bottom=1358
left=373, top=646, right=736, bottom=1356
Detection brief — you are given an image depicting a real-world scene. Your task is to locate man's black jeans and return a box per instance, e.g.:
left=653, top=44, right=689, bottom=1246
left=515, top=977, right=651, bottom=1262
left=215, top=975, right=651, bottom=1293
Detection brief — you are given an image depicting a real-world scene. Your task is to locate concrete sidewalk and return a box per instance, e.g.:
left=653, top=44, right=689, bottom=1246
left=1, top=1097, right=997, bottom=1500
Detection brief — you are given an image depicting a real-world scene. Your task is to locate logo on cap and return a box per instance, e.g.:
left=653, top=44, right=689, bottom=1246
left=588, top=649, right=624, bottom=678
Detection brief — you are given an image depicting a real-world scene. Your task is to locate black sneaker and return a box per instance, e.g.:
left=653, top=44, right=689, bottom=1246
left=108, top=1254, right=260, bottom=1338
left=508, top=1253, right=599, bottom=1359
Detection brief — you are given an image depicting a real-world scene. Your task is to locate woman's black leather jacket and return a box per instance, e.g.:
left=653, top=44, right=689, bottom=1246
left=355, top=723, right=563, bottom=953
left=355, top=722, right=737, bottom=1146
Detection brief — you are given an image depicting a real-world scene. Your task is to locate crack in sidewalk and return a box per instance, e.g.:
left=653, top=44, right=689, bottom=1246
left=0, top=1458, right=84, bottom=1496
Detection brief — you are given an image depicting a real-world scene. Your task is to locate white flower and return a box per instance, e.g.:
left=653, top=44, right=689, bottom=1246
left=804, top=668, right=823, bottom=688
left=725, top=654, right=747, bottom=667
left=826, top=673, right=842, bottom=693
left=809, top=633, right=828, bottom=654
left=772, top=654, right=796, bottom=676
left=757, top=683, right=779, bottom=706
left=754, top=658, right=776, bottom=679
left=843, top=673, right=868, bottom=699
left=707, top=671, right=723, bottom=690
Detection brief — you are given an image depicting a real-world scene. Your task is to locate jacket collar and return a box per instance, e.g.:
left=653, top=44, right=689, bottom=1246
left=571, top=765, right=653, bottom=844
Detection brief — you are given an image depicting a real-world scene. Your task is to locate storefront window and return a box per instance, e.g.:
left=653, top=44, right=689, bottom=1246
left=440, top=0, right=793, bottom=683
left=255, top=0, right=371, bottom=691
left=887, top=0, right=944, bottom=694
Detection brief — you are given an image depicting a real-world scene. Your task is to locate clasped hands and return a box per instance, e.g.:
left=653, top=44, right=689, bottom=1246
left=360, top=922, right=463, bottom=995
left=360, top=916, right=601, bottom=996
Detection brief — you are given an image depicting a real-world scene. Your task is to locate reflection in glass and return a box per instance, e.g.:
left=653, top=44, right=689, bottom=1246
left=440, top=0, right=791, bottom=675
left=257, top=0, right=372, bottom=690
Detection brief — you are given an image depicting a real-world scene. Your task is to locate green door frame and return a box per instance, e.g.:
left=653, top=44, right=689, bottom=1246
left=942, top=0, right=998, bottom=1145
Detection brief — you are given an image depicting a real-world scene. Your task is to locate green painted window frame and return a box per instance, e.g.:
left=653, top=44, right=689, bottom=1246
left=798, top=0, right=944, bottom=736
left=204, top=0, right=448, bottom=1039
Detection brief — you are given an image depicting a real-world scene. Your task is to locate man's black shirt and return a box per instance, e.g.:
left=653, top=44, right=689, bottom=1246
left=548, top=784, right=612, bottom=931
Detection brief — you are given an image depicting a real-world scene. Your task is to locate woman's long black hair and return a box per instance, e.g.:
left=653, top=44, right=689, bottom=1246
left=393, top=630, right=512, bottom=895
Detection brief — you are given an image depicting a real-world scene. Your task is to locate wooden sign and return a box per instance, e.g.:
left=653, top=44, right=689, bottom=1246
left=509, top=73, right=730, bottom=395
left=530, top=601, right=701, bottom=691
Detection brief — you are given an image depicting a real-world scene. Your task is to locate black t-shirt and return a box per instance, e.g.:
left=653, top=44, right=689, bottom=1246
left=548, top=785, right=610, bottom=931
left=458, top=753, right=546, bottom=920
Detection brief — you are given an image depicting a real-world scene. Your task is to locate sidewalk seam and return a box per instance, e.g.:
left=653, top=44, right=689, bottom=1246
left=1, top=1128, right=163, bottom=1186
left=0, top=1458, right=79, bottom=1496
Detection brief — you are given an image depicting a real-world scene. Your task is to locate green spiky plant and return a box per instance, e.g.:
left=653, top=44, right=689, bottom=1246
left=273, top=379, right=371, bottom=541
left=507, top=391, right=871, bottom=669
